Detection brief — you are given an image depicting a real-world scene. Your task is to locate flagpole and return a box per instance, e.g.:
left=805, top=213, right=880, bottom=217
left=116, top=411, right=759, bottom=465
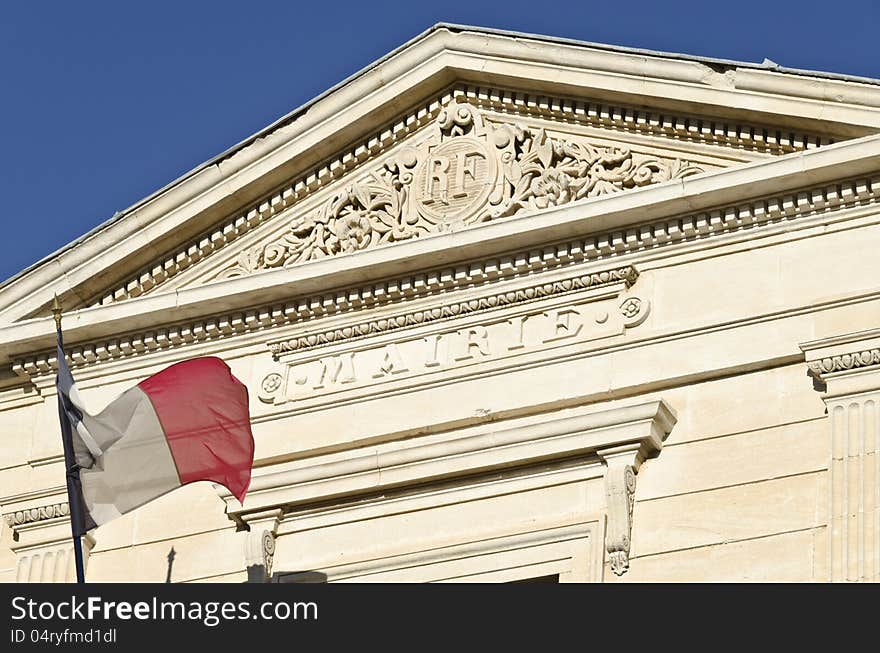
left=53, top=296, right=86, bottom=584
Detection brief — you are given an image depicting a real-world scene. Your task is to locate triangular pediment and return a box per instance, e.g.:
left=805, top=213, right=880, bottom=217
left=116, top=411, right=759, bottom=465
left=2, top=24, right=879, bottom=328
left=123, top=92, right=756, bottom=297
left=28, top=87, right=845, bottom=312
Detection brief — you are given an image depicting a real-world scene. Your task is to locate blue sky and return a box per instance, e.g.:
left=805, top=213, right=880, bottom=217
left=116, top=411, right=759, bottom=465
left=2, top=0, right=878, bottom=285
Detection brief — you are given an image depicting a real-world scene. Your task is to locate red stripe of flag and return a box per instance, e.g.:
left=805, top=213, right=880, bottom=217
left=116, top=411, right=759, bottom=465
left=138, top=357, right=254, bottom=503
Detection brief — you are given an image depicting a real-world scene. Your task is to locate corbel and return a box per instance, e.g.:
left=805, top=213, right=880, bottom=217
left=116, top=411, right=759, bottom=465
left=240, top=507, right=282, bottom=583
left=596, top=441, right=652, bottom=577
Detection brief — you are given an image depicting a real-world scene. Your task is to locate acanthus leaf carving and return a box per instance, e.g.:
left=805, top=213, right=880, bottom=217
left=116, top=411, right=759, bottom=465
left=221, top=101, right=705, bottom=278
left=597, top=447, right=644, bottom=578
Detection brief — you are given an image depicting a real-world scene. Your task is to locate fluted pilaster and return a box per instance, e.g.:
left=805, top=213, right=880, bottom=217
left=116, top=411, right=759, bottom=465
left=802, top=329, right=880, bottom=582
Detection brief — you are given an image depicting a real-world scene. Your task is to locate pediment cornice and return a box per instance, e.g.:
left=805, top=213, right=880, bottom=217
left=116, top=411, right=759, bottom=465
left=2, top=25, right=880, bottom=328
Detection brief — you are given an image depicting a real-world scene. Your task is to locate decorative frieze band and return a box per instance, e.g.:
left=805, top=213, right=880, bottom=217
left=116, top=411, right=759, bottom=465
left=808, top=349, right=880, bottom=379
left=3, top=502, right=69, bottom=528
left=12, top=172, right=880, bottom=382
left=267, top=266, right=638, bottom=357
left=81, top=84, right=835, bottom=311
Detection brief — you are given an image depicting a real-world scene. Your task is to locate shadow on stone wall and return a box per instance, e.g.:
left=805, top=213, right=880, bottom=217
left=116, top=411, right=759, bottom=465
left=162, top=543, right=328, bottom=583
left=268, top=570, right=328, bottom=583
left=165, top=547, right=175, bottom=583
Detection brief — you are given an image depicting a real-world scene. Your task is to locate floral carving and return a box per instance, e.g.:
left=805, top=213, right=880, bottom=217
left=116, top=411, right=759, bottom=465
left=230, top=158, right=421, bottom=275
left=261, top=373, right=283, bottom=394
left=221, top=101, right=705, bottom=277
left=492, top=126, right=704, bottom=218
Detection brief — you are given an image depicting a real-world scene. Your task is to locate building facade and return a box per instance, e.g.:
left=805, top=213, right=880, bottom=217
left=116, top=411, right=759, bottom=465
left=2, top=25, right=879, bottom=582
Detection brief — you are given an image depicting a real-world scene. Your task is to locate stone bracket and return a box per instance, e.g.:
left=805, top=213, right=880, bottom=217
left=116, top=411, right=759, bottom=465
left=597, top=442, right=651, bottom=577
left=240, top=508, right=282, bottom=583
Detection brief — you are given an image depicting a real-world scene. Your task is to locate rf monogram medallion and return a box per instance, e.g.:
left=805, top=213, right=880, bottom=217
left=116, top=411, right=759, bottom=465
left=415, top=137, right=495, bottom=226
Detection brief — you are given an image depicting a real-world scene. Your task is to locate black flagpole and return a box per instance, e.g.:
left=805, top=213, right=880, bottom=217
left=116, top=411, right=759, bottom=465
left=53, top=295, right=86, bottom=584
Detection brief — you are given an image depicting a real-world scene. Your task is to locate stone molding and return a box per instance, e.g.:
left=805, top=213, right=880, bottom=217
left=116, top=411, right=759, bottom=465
left=3, top=502, right=69, bottom=529
left=458, top=84, right=831, bottom=155
left=277, top=520, right=600, bottom=583
left=224, top=399, right=674, bottom=518
left=808, top=349, right=880, bottom=379
left=13, top=264, right=638, bottom=382
left=80, top=83, right=833, bottom=311
left=266, top=265, right=638, bottom=358
left=221, top=399, right=675, bottom=576
left=11, top=165, right=880, bottom=382
left=802, top=329, right=880, bottom=392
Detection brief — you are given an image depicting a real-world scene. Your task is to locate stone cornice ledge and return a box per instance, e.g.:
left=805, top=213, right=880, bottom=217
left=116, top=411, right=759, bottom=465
left=3, top=134, right=880, bottom=370
left=2, top=136, right=879, bottom=368
left=221, top=399, right=675, bottom=577
left=220, top=399, right=675, bottom=520
left=800, top=328, right=880, bottom=397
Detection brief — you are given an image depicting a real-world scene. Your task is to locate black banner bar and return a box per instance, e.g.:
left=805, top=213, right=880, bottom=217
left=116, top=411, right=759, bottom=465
left=1, top=582, right=876, bottom=648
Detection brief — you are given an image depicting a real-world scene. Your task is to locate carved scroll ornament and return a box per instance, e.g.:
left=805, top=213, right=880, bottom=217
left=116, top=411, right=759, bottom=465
left=222, top=101, right=704, bottom=278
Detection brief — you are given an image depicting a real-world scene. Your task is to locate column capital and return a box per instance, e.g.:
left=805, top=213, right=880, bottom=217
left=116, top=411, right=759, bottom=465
left=801, top=328, right=880, bottom=399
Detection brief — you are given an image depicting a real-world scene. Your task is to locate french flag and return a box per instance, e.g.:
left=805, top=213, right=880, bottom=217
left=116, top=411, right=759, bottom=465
left=57, top=349, right=255, bottom=534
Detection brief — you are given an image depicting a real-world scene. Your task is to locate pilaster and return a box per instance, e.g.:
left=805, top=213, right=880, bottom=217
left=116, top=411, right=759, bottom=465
left=801, top=328, right=880, bottom=582
left=2, top=499, right=95, bottom=583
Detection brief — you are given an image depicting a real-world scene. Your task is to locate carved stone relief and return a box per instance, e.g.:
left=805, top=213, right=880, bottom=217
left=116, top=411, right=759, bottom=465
left=3, top=500, right=96, bottom=583
left=258, top=279, right=650, bottom=406
left=603, top=460, right=637, bottom=576
left=220, top=101, right=704, bottom=278
left=597, top=439, right=657, bottom=577
left=808, top=348, right=880, bottom=377
left=3, top=502, right=70, bottom=528
left=244, top=529, right=276, bottom=583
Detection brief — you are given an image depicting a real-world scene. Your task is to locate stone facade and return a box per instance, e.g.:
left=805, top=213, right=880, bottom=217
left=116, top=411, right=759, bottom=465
left=1, top=24, right=879, bottom=582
